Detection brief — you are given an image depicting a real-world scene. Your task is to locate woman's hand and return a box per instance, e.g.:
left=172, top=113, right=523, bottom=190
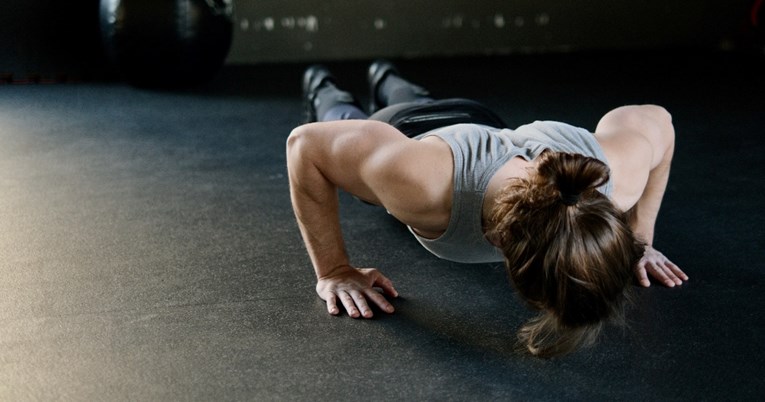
left=316, top=265, right=399, bottom=318
left=635, top=245, right=688, bottom=287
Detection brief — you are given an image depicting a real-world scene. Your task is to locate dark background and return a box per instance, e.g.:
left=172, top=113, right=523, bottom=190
left=1, top=0, right=762, bottom=80
left=0, top=1, right=106, bottom=81
left=1, top=1, right=764, bottom=401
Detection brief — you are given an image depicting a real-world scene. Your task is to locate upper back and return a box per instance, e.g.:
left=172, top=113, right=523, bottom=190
left=508, top=121, right=614, bottom=196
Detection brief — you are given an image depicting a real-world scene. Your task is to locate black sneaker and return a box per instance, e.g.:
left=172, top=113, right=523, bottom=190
left=302, top=65, right=335, bottom=123
left=367, top=60, right=400, bottom=114
left=302, top=65, right=362, bottom=123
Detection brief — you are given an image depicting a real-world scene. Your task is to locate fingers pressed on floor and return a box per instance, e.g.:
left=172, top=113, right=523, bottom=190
left=339, top=291, right=360, bottom=317
left=366, top=290, right=394, bottom=313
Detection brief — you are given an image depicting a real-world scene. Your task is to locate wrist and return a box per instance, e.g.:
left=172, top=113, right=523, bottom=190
left=316, top=263, right=353, bottom=280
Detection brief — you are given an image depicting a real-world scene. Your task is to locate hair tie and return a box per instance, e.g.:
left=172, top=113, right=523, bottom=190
left=560, top=192, right=580, bottom=206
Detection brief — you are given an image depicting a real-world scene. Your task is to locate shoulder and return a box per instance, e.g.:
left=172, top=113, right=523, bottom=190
left=593, top=105, right=675, bottom=210
left=288, top=120, right=405, bottom=157
left=365, top=134, right=454, bottom=230
left=594, top=105, right=674, bottom=167
left=287, top=120, right=454, bottom=228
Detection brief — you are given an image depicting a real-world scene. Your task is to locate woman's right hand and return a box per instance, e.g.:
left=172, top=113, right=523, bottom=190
left=316, top=265, right=398, bottom=318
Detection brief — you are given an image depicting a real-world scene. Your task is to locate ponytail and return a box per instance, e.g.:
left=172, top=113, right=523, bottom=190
left=517, top=311, right=602, bottom=358
left=536, top=150, right=610, bottom=208
left=487, top=151, right=644, bottom=358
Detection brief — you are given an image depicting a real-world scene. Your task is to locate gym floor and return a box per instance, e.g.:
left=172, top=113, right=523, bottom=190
left=1, top=50, right=763, bottom=400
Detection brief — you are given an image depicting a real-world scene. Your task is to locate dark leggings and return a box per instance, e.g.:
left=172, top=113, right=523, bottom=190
left=318, top=74, right=506, bottom=137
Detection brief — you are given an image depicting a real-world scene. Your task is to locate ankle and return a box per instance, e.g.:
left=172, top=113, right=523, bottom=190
left=315, top=86, right=357, bottom=117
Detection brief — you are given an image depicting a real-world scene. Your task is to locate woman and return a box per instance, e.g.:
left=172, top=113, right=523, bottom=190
left=287, top=61, right=688, bottom=357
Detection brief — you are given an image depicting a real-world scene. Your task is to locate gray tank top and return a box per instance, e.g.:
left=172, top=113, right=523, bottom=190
left=410, top=121, right=612, bottom=263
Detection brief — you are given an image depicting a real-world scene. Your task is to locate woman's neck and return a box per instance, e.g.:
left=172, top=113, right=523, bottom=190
left=482, top=156, right=533, bottom=229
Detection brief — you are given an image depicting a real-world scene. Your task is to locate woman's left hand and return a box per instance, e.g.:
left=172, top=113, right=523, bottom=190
left=635, top=245, right=689, bottom=287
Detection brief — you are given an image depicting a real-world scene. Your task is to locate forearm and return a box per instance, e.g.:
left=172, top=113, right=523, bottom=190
left=286, top=122, right=402, bottom=318
left=291, top=186, right=350, bottom=278
left=631, top=154, right=688, bottom=287
left=630, top=145, right=673, bottom=245
left=287, top=132, right=351, bottom=278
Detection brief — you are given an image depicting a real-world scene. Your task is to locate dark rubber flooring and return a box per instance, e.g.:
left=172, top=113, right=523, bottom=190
left=1, top=50, right=763, bottom=400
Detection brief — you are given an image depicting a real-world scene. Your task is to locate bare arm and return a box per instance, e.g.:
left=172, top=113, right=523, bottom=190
left=286, top=122, right=355, bottom=282
left=286, top=119, right=451, bottom=316
left=596, top=105, right=688, bottom=287
left=287, top=120, right=399, bottom=318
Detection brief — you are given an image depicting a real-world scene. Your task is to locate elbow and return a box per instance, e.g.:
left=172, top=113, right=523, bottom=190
left=657, top=106, right=675, bottom=153
left=286, top=126, right=310, bottom=177
left=287, top=125, right=308, bottom=154
left=641, top=104, right=673, bottom=129
left=643, top=104, right=675, bottom=153
left=647, top=104, right=673, bottom=129
left=644, top=104, right=672, bottom=123
left=286, top=125, right=314, bottom=165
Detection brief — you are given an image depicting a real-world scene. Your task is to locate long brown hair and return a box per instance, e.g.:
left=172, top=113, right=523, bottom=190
left=486, top=151, right=644, bottom=358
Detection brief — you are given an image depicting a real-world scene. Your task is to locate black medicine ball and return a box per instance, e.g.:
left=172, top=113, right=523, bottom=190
left=100, top=0, right=234, bottom=87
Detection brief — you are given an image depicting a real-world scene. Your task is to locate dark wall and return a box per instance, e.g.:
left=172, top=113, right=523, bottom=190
left=228, top=0, right=758, bottom=63
left=0, top=0, right=760, bottom=82
left=0, top=0, right=108, bottom=82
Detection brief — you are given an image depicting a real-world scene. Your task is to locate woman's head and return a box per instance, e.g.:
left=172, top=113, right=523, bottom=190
left=486, top=151, right=644, bottom=358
